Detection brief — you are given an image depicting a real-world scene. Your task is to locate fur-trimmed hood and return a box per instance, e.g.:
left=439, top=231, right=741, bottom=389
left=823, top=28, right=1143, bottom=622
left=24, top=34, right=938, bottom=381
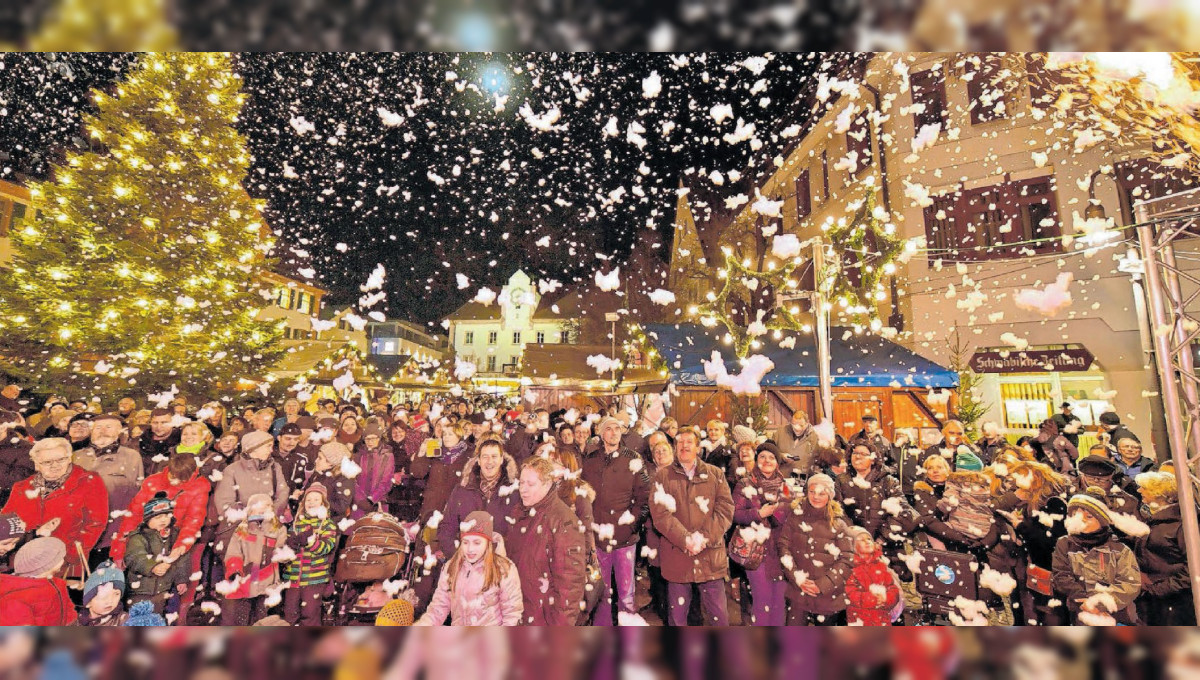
left=947, top=469, right=992, bottom=488
left=460, top=452, right=519, bottom=488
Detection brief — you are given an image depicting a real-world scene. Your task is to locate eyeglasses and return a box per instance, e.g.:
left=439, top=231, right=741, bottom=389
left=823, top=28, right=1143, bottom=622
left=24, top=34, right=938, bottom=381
left=38, top=457, right=72, bottom=466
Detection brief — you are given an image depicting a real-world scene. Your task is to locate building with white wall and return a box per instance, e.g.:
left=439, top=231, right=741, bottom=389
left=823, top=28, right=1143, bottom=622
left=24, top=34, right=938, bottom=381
left=445, top=269, right=577, bottom=380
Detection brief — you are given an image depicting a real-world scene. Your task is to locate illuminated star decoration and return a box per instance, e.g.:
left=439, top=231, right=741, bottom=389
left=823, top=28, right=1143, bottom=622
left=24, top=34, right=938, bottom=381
left=692, top=248, right=809, bottom=360
left=822, top=189, right=905, bottom=333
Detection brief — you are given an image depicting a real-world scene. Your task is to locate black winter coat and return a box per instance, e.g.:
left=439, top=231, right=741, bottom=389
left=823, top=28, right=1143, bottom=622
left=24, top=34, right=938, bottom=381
left=580, top=446, right=652, bottom=551
left=0, top=434, right=34, bottom=508
left=1135, top=504, right=1196, bottom=625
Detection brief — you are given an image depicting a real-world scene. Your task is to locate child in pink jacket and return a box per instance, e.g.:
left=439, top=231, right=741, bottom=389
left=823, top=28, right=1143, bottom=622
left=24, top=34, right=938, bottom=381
left=415, top=510, right=522, bottom=626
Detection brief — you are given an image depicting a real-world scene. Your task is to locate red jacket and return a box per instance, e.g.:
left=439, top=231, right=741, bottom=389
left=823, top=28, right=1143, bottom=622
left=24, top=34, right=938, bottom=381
left=844, top=547, right=901, bottom=626
left=110, top=470, right=211, bottom=563
left=1, top=465, right=108, bottom=579
left=0, top=575, right=78, bottom=625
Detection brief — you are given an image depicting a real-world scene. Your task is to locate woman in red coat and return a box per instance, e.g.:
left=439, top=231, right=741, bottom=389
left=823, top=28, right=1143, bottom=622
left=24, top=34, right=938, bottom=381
left=1, top=438, right=108, bottom=580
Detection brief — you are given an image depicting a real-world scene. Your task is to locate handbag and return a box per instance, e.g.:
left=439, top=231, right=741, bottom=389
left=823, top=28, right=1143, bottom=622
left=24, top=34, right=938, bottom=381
left=1027, top=563, right=1054, bottom=597
left=728, top=527, right=767, bottom=571
left=887, top=567, right=906, bottom=623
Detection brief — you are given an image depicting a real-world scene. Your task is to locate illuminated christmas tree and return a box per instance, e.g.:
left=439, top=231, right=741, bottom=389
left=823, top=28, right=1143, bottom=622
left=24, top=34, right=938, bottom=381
left=0, top=52, right=285, bottom=397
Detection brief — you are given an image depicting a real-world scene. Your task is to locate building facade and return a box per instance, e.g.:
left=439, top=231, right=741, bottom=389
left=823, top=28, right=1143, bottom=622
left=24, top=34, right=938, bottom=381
left=445, top=269, right=577, bottom=378
left=0, top=179, right=36, bottom=267
left=368, top=319, right=446, bottom=363
left=670, top=53, right=1193, bottom=451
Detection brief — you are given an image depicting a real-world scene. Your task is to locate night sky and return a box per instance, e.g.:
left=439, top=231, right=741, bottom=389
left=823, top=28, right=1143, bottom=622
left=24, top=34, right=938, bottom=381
left=0, top=53, right=842, bottom=329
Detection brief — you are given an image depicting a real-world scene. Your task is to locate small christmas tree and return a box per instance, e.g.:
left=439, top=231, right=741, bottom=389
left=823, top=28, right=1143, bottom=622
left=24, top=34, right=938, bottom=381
left=946, top=326, right=989, bottom=441
left=0, top=52, right=285, bottom=397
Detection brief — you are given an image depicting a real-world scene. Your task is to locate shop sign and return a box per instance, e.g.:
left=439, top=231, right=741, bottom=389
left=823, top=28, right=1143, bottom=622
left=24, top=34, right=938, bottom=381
left=969, top=347, right=1095, bottom=374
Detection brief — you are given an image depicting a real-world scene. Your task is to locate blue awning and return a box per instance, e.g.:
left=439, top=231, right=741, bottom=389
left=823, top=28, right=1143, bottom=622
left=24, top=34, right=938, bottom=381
left=643, top=323, right=958, bottom=389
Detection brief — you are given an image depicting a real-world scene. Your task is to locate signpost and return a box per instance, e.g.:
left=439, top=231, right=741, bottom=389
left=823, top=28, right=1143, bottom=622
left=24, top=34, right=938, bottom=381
left=968, top=346, right=1096, bottom=374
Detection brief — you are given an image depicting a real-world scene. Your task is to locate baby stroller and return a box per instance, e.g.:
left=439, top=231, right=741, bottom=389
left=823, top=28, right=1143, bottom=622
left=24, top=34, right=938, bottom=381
left=329, top=511, right=417, bottom=625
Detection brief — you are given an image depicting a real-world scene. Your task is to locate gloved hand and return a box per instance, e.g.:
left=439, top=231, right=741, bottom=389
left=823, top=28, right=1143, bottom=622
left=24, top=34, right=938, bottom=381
left=286, top=528, right=313, bottom=552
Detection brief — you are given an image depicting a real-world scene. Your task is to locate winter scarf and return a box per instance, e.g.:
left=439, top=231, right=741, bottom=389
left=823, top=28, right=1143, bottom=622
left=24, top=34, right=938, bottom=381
left=479, top=467, right=501, bottom=502
left=1073, top=526, right=1113, bottom=549
left=34, top=470, right=72, bottom=496
left=176, top=441, right=205, bottom=456
left=751, top=468, right=786, bottom=502
left=91, top=441, right=122, bottom=459
left=441, top=440, right=472, bottom=466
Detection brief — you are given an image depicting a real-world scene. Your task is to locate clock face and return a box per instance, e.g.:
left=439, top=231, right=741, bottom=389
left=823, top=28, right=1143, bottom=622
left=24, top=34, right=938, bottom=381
left=510, top=288, right=527, bottom=308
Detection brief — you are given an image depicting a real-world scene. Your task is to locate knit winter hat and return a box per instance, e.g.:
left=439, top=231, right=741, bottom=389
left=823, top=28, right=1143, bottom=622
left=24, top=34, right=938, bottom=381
left=460, top=511, right=494, bottom=541
left=806, top=473, right=836, bottom=497
left=1068, top=488, right=1112, bottom=529
left=755, top=442, right=782, bottom=466
left=241, top=430, right=274, bottom=457
left=123, top=600, right=166, bottom=626
left=847, top=525, right=873, bottom=542
left=375, top=599, right=415, bottom=626
left=304, top=482, right=330, bottom=504
left=363, top=422, right=384, bottom=439
left=143, top=491, right=175, bottom=522
left=955, top=449, right=984, bottom=472
left=13, top=536, right=66, bottom=577
left=598, top=416, right=622, bottom=433
left=83, top=561, right=126, bottom=605
left=0, top=513, right=26, bottom=541
left=294, top=416, right=317, bottom=431
left=732, top=425, right=757, bottom=445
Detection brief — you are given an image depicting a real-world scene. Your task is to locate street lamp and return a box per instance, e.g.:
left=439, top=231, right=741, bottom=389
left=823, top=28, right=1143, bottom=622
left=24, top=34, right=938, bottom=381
left=606, top=312, right=620, bottom=392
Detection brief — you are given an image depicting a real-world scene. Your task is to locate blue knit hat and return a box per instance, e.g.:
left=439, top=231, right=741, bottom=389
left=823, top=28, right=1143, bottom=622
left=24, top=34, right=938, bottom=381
left=955, top=449, right=984, bottom=472
left=83, top=561, right=126, bottom=605
left=143, top=491, right=175, bottom=522
left=123, top=600, right=166, bottom=626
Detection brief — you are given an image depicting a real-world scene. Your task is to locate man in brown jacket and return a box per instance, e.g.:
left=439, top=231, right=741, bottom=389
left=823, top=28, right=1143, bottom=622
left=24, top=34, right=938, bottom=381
left=580, top=416, right=651, bottom=626
left=507, top=456, right=588, bottom=625
left=649, top=426, right=734, bottom=626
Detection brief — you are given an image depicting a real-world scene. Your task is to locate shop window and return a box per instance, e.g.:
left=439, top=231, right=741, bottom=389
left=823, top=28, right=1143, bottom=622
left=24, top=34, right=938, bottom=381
left=923, top=176, right=1062, bottom=262
left=794, top=169, right=812, bottom=222
left=965, top=53, right=1008, bottom=125
left=845, top=111, right=872, bottom=173
left=911, top=68, right=947, bottom=130
left=1113, top=158, right=1195, bottom=226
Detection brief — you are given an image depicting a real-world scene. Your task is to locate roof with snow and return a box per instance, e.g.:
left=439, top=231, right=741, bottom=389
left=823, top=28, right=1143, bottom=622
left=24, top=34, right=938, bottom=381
left=444, top=300, right=504, bottom=322
left=643, top=323, right=958, bottom=389
left=522, top=343, right=664, bottom=385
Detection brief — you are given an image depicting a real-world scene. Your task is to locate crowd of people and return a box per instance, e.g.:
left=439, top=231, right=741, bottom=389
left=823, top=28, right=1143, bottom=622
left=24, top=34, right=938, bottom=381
left=0, top=383, right=1192, bottom=627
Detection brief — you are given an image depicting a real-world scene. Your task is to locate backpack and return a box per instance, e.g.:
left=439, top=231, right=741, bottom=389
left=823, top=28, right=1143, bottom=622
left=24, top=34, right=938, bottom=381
left=334, top=512, right=409, bottom=583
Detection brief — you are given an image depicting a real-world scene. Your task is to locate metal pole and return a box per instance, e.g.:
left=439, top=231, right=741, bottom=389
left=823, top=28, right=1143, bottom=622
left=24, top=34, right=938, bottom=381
left=813, top=241, right=833, bottom=421
left=1157, top=243, right=1200, bottom=460
left=1136, top=217, right=1200, bottom=623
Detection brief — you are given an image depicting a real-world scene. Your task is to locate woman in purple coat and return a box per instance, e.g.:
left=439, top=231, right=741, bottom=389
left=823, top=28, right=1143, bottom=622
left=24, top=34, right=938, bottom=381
left=352, top=423, right=395, bottom=518
left=731, top=443, right=791, bottom=625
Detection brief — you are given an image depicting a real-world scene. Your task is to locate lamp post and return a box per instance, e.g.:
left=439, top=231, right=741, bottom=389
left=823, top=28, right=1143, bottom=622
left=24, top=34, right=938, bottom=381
left=811, top=240, right=833, bottom=421
left=606, top=312, right=620, bottom=393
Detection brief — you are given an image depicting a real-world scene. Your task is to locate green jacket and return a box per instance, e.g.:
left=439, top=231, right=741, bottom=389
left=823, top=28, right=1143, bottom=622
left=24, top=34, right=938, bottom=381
left=125, top=525, right=188, bottom=598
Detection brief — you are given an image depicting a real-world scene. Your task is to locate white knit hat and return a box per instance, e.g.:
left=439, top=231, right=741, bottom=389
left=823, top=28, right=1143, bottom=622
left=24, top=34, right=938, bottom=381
left=731, top=425, right=757, bottom=445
